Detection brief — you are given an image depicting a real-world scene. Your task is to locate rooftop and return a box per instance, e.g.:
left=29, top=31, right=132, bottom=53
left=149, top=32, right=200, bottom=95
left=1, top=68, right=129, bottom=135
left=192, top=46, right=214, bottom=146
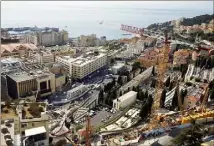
left=7, top=69, right=53, bottom=82
left=1, top=43, right=37, bottom=54
left=118, top=91, right=137, bottom=102
left=25, top=126, right=46, bottom=137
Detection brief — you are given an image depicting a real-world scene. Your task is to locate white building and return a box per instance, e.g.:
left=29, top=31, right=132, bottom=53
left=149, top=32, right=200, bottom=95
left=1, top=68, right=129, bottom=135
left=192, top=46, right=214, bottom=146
left=67, top=84, right=88, bottom=99
left=31, top=51, right=54, bottom=64
left=56, top=52, right=107, bottom=79
left=113, top=91, right=137, bottom=110
left=111, top=62, right=125, bottom=74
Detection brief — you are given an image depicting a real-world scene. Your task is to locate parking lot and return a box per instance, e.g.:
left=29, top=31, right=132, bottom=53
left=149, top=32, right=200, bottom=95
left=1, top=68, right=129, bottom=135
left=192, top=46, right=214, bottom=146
left=81, top=107, right=122, bottom=127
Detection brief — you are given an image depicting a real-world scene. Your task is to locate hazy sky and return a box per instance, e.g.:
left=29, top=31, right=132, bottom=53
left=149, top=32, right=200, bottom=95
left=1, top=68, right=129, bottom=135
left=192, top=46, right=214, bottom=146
left=2, top=1, right=213, bottom=14
left=1, top=1, right=213, bottom=38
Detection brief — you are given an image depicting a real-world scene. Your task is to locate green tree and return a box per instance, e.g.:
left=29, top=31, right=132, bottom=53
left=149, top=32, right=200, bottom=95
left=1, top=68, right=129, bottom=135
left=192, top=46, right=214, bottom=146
left=171, top=119, right=204, bottom=146
left=165, top=76, right=170, bottom=87
left=151, top=79, right=156, bottom=88
left=160, top=89, right=167, bottom=108
left=132, top=61, right=141, bottom=71
left=210, top=88, right=214, bottom=100
left=98, top=90, right=104, bottom=104
left=144, top=90, right=149, bottom=99
left=110, top=58, right=115, bottom=64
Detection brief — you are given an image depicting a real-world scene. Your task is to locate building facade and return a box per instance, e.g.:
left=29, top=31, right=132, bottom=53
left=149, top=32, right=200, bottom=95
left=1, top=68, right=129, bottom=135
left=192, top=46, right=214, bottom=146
left=56, top=52, right=107, bottom=79
left=113, top=91, right=137, bottom=110
left=6, top=70, right=56, bottom=99
left=24, top=29, right=68, bottom=47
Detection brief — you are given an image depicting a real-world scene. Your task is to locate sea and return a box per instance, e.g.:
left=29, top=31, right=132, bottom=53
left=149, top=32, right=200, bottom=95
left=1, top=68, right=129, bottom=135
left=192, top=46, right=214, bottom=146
left=1, top=1, right=213, bottom=40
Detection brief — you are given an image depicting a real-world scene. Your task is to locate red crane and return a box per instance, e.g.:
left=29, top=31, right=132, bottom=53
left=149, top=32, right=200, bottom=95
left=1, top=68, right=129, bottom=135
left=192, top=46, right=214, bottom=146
left=100, top=21, right=144, bottom=37
left=120, top=24, right=144, bottom=36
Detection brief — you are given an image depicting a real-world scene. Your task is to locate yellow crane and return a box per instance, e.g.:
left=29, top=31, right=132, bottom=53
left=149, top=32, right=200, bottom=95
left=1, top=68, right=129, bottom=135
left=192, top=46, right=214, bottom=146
left=149, top=30, right=171, bottom=130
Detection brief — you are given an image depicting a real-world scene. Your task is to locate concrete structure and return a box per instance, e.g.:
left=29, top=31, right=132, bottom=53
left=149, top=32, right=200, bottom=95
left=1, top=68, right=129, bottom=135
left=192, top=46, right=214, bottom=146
left=67, top=84, right=89, bottom=100
left=110, top=62, right=125, bottom=74
left=119, top=66, right=153, bottom=94
left=56, top=52, right=107, bottom=79
left=185, top=64, right=214, bottom=82
left=113, top=91, right=137, bottom=110
left=24, top=29, right=68, bottom=46
left=6, top=69, right=56, bottom=99
left=31, top=51, right=54, bottom=64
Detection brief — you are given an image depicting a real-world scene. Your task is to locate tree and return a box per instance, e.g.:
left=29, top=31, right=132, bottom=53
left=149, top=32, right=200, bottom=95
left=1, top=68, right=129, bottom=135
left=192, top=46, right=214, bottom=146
left=160, top=89, right=167, bottom=108
left=171, top=119, right=204, bottom=146
left=98, top=90, right=104, bottom=104
left=165, top=76, right=170, bottom=87
left=55, top=139, right=67, bottom=146
left=75, top=124, right=83, bottom=131
left=144, top=90, right=149, bottom=99
left=110, top=58, right=115, bottom=64
left=210, top=88, right=214, bottom=100
left=132, top=61, right=141, bottom=71
left=169, top=81, right=174, bottom=91
left=151, top=79, right=156, bottom=88
left=5, top=101, right=11, bottom=109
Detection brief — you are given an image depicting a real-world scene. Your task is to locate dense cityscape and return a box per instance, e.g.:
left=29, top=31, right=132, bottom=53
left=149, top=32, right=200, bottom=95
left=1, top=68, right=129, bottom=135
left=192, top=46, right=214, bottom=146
left=1, top=1, right=214, bottom=146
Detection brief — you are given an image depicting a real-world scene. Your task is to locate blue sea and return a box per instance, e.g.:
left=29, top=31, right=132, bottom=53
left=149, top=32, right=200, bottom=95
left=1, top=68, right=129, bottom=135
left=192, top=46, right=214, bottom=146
left=1, top=1, right=213, bottom=40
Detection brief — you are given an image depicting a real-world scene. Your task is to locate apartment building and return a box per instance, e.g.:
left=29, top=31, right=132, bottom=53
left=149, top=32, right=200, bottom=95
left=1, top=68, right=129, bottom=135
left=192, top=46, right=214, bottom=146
left=31, top=51, right=55, bottom=64
left=24, top=29, right=68, bottom=47
left=173, top=49, right=191, bottom=66
left=74, top=34, right=97, bottom=47
left=6, top=70, right=56, bottom=99
left=56, top=52, right=107, bottom=79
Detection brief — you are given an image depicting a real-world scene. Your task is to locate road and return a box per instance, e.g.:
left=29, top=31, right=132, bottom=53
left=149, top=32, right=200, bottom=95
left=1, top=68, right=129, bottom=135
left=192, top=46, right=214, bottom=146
left=81, top=108, right=122, bottom=127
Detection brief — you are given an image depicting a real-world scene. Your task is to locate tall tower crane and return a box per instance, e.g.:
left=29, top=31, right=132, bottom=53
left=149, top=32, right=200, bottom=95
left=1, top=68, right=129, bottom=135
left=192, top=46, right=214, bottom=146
left=201, top=85, right=209, bottom=113
left=85, top=115, right=92, bottom=146
left=149, top=30, right=171, bottom=129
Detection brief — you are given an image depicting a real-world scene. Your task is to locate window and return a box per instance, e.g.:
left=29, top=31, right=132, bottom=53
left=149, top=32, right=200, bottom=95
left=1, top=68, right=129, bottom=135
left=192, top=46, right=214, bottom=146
left=21, top=123, right=28, bottom=128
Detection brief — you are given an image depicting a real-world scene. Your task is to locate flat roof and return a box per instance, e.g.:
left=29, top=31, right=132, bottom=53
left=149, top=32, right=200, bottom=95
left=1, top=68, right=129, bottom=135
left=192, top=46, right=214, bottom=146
left=25, top=126, right=46, bottom=137
left=7, top=72, right=34, bottom=82
left=118, top=91, right=137, bottom=102
left=7, top=70, right=53, bottom=82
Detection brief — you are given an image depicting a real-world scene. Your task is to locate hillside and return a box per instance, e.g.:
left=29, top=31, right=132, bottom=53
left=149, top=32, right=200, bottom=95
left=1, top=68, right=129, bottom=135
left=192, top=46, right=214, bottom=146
left=181, top=14, right=214, bottom=26
left=147, top=14, right=214, bottom=31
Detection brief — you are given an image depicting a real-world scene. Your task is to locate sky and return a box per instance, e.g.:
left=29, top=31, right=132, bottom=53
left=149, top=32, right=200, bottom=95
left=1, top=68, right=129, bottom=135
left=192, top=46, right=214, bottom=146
left=1, top=1, right=213, bottom=38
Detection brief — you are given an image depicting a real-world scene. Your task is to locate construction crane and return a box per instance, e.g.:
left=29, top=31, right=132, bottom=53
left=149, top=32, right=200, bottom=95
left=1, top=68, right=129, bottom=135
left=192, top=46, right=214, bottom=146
left=149, top=30, right=171, bottom=130
left=100, top=21, right=145, bottom=37
left=85, top=115, right=92, bottom=146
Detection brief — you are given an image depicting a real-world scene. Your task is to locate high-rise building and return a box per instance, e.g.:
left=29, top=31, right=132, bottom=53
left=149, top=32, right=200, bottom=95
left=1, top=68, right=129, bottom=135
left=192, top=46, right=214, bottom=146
left=24, top=29, right=69, bottom=47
